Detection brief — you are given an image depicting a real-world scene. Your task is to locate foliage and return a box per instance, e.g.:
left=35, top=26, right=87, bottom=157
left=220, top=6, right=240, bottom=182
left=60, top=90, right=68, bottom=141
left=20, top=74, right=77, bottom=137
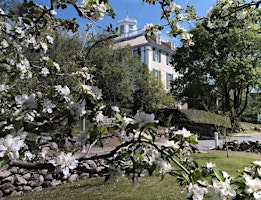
left=171, top=12, right=261, bottom=130
left=240, top=94, right=261, bottom=123
left=134, top=72, right=176, bottom=113
left=86, top=36, right=142, bottom=105
left=1, top=0, right=261, bottom=200
left=4, top=151, right=260, bottom=200
left=85, top=35, right=175, bottom=113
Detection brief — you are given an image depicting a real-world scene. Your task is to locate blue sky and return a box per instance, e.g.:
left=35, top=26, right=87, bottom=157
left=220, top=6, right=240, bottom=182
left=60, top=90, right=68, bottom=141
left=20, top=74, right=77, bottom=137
left=31, top=0, right=217, bottom=40
left=97, top=0, right=217, bottom=30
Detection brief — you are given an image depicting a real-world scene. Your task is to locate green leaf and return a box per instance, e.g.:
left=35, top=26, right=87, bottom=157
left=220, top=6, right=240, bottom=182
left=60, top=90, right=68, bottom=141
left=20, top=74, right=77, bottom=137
left=0, top=158, right=9, bottom=168
left=191, top=169, right=201, bottom=183
left=213, top=168, right=224, bottom=181
left=148, top=164, right=156, bottom=176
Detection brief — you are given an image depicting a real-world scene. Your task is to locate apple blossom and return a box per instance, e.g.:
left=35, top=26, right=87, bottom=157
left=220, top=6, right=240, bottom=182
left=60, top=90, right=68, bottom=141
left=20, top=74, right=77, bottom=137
left=42, top=98, right=56, bottom=114
left=49, top=152, right=78, bottom=178
left=134, top=111, right=158, bottom=128
left=206, top=162, right=216, bottom=170
left=15, top=94, right=38, bottom=110
left=0, top=134, right=27, bottom=160
left=181, top=183, right=206, bottom=200
left=209, top=178, right=237, bottom=199
left=41, top=67, right=50, bottom=77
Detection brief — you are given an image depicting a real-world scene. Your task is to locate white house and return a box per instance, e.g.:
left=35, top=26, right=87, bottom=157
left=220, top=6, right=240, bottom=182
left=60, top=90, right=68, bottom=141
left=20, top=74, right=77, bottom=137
left=115, top=16, right=179, bottom=92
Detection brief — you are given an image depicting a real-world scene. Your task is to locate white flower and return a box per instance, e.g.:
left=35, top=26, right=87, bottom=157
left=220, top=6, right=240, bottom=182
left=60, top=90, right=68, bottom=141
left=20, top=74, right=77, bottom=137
left=81, top=0, right=106, bottom=21
left=222, top=171, right=229, bottom=179
left=3, top=124, right=14, bottom=131
left=55, top=85, right=71, bottom=101
left=42, top=98, right=56, bottom=114
left=26, top=35, right=37, bottom=46
left=177, top=13, right=185, bottom=21
left=210, top=179, right=237, bottom=199
left=142, top=23, right=159, bottom=36
left=40, top=42, right=48, bottom=53
left=157, top=161, right=172, bottom=175
left=257, top=168, right=261, bottom=177
left=0, top=84, right=9, bottom=92
left=0, top=8, right=5, bottom=15
left=0, top=134, right=26, bottom=160
left=133, top=130, right=152, bottom=141
left=90, top=86, right=102, bottom=100
left=16, top=59, right=30, bottom=76
left=253, top=161, right=261, bottom=167
left=46, top=35, right=54, bottom=44
left=80, top=85, right=102, bottom=100
left=50, top=9, right=57, bottom=16
left=162, top=140, right=180, bottom=149
left=206, top=162, right=216, bottom=169
left=15, top=94, right=38, bottom=109
left=254, top=191, right=261, bottom=200
left=0, top=121, right=7, bottom=128
left=244, top=175, right=261, bottom=195
left=134, top=111, right=158, bottom=128
left=1, top=39, right=9, bottom=48
left=175, top=128, right=192, bottom=138
left=111, top=106, right=120, bottom=113
left=121, top=116, right=134, bottom=129
left=169, top=2, right=182, bottom=11
left=41, top=67, right=50, bottom=77
left=67, top=101, right=86, bottom=117
left=53, top=62, right=60, bottom=71
left=24, top=111, right=37, bottom=122
left=181, top=183, right=206, bottom=200
left=180, top=32, right=193, bottom=41
left=15, top=27, right=25, bottom=38
left=23, top=151, right=35, bottom=161
left=49, top=152, right=78, bottom=178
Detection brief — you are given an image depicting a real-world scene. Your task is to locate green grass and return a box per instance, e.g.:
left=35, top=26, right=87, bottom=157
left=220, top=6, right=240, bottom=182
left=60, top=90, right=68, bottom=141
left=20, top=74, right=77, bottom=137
left=239, top=122, right=261, bottom=134
left=181, top=109, right=231, bottom=128
left=6, top=151, right=261, bottom=200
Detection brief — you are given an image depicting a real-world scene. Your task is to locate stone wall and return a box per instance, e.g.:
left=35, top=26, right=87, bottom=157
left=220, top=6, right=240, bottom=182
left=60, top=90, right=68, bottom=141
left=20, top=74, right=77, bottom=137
left=0, top=158, right=105, bottom=198
left=217, top=140, right=261, bottom=153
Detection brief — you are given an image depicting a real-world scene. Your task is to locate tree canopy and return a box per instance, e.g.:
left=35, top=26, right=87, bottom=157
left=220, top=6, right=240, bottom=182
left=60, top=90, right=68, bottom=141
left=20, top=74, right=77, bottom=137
left=171, top=14, right=261, bottom=129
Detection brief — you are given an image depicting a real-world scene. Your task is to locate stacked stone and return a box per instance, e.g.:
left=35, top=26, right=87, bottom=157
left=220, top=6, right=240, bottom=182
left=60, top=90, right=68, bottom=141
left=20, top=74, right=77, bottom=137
left=0, top=159, right=106, bottom=198
left=217, top=140, right=261, bottom=153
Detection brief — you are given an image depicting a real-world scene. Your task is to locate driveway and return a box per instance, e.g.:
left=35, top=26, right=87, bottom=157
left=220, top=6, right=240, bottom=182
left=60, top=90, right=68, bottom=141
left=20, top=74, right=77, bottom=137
left=198, top=132, right=261, bottom=151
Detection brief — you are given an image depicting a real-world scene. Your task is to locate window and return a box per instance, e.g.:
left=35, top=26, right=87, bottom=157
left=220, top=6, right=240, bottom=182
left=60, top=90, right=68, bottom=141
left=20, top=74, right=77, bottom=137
left=153, top=48, right=161, bottom=62
left=129, top=25, right=134, bottom=33
left=133, top=48, right=141, bottom=57
left=153, top=69, right=161, bottom=85
left=166, top=54, right=172, bottom=65
left=166, top=73, right=173, bottom=90
left=120, top=25, right=124, bottom=34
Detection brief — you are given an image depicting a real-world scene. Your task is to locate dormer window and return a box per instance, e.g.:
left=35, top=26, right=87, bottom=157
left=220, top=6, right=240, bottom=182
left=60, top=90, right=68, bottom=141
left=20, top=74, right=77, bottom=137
left=120, top=25, right=124, bottom=35
left=129, top=25, right=134, bottom=33
left=153, top=48, right=161, bottom=62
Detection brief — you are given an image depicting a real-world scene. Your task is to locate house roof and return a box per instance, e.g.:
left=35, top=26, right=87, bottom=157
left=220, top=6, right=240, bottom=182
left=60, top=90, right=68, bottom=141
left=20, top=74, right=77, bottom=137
left=115, top=33, right=175, bottom=53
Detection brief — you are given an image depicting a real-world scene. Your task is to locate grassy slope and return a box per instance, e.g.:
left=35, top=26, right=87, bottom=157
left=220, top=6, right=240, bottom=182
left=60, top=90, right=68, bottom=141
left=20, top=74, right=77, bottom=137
left=180, top=109, right=231, bottom=128
left=6, top=151, right=261, bottom=200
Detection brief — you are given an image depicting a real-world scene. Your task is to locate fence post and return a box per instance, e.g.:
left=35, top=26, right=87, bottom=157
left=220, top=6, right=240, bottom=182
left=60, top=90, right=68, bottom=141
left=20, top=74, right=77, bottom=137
left=214, top=132, right=219, bottom=148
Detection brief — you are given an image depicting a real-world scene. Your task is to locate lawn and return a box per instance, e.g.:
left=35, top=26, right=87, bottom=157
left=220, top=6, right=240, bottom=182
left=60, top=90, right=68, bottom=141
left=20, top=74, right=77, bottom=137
left=6, top=150, right=261, bottom=200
